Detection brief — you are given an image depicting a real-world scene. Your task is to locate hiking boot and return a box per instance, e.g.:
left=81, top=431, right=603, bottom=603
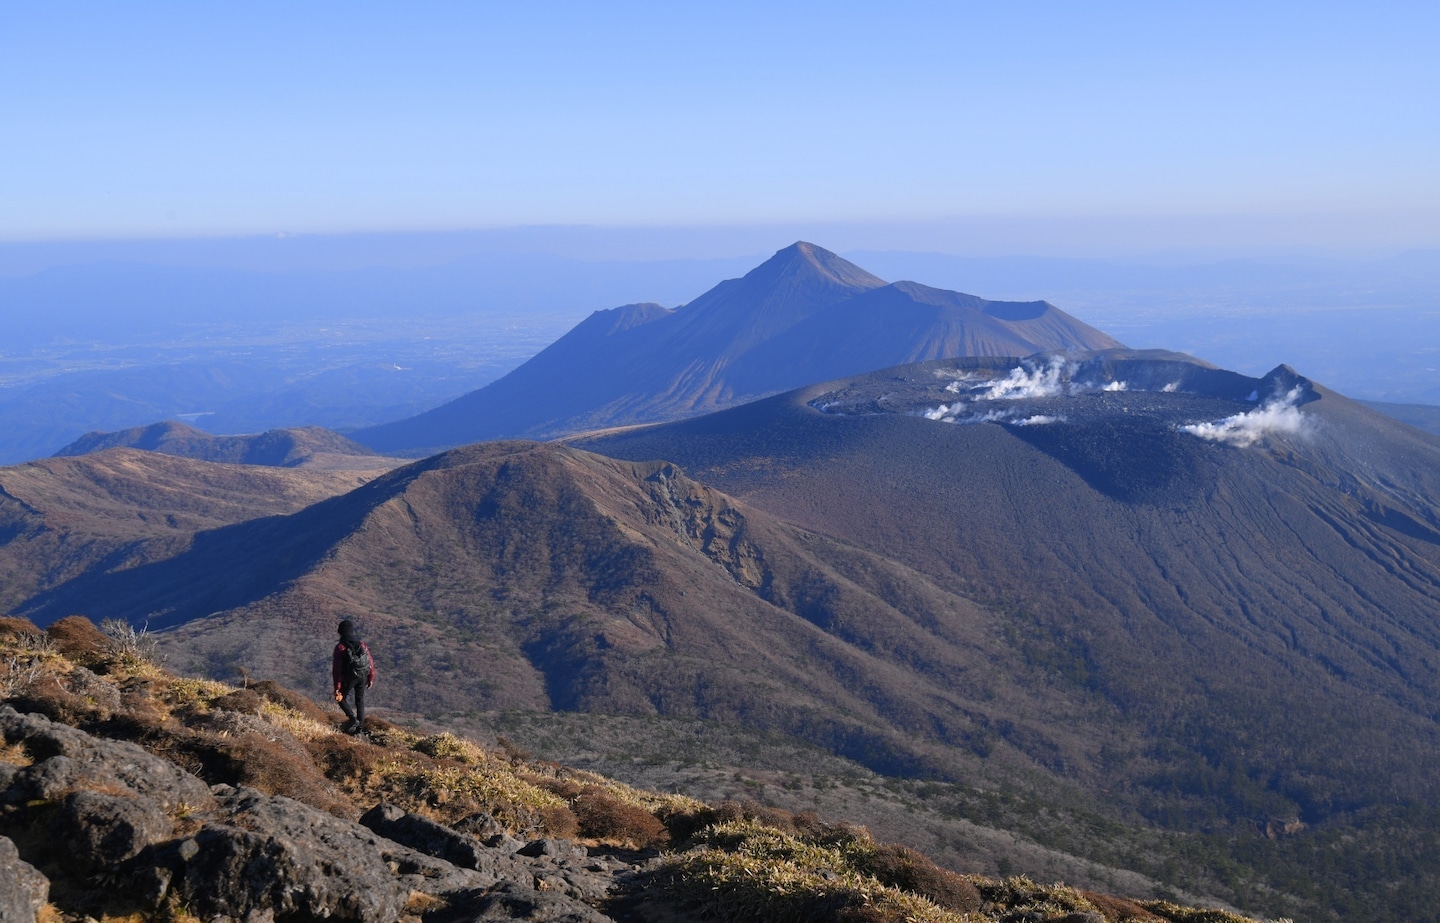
left=341, top=719, right=359, bottom=734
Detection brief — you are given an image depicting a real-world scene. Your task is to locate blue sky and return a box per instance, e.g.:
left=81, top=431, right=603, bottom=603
left=3, top=2, right=1438, bottom=254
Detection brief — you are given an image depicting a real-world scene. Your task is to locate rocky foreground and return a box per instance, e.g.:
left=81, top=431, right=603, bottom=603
left=0, top=616, right=1274, bottom=923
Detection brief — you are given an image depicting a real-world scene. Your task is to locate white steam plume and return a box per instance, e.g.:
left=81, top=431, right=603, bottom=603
left=923, top=403, right=959, bottom=421
left=1179, top=386, right=1310, bottom=447
left=980, top=356, right=1072, bottom=400
left=920, top=404, right=1014, bottom=425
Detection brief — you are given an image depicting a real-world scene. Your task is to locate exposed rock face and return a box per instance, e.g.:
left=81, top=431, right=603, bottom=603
left=152, top=785, right=473, bottom=923
left=361, top=801, right=494, bottom=871
left=0, top=834, right=48, bottom=923
left=0, top=706, right=216, bottom=812
left=448, top=880, right=614, bottom=923
left=642, top=462, right=769, bottom=589
left=57, top=789, right=176, bottom=866
left=0, top=707, right=626, bottom=922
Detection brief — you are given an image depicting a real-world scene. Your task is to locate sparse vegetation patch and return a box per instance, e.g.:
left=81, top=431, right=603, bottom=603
left=0, top=616, right=1274, bottom=923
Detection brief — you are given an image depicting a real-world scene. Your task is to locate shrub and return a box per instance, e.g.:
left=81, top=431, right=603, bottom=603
left=0, top=616, right=43, bottom=641
left=7, top=674, right=96, bottom=726
left=355, top=716, right=409, bottom=748
left=98, top=618, right=162, bottom=672
left=537, top=777, right=586, bottom=800
left=179, top=729, right=352, bottom=817
left=662, top=804, right=715, bottom=844
left=1, top=652, right=48, bottom=699
left=45, top=616, right=111, bottom=666
left=214, top=689, right=266, bottom=714
left=572, top=787, right=669, bottom=847
left=540, top=804, right=581, bottom=839
left=1083, top=891, right=1165, bottom=921
left=306, top=733, right=393, bottom=785
left=859, top=843, right=982, bottom=913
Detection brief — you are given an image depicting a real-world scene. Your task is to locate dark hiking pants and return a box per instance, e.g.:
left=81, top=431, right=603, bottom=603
left=339, top=680, right=366, bottom=726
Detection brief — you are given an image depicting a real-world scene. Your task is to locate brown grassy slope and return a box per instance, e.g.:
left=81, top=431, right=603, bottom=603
left=14, top=441, right=1105, bottom=788
left=0, top=449, right=382, bottom=612
left=0, top=616, right=1264, bottom=923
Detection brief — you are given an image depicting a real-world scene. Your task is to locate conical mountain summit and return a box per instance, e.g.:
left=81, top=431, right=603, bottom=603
left=354, top=242, right=1121, bottom=454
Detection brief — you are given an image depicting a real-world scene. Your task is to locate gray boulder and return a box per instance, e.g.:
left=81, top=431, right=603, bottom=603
left=0, top=834, right=49, bottom=923
left=0, top=707, right=630, bottom=923
left=150, top=786, right=495, bottom=923
left=518, top=838, right=588, bottom=861
left=0, top=707, right=214, bottom=812
left=445, top=881, right=614, bottom=923
left=456, top=812, right=526, bottom=853
left=361, top=802, right=491, bottom=870
left=55, top=789, right=174, bottom=866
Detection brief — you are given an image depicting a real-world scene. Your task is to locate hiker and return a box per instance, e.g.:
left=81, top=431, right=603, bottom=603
left=332, top=619, right=375, bottom=734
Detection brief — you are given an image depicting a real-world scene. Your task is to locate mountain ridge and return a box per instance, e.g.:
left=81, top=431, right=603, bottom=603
left=353, top=243, right=1121, bottom=454
left=53, top=420, right=399, bottom=470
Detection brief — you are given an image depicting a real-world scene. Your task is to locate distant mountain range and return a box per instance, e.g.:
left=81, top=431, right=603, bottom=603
left=353, top=242, right=1121, bottom=454
left=52, top=420, right=399, bottom=471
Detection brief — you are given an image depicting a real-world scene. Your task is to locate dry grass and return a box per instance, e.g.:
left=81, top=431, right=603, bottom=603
left=651, top=816, right=1278, bottom=923
left=1139, top=903, right=1286, bottom=923
left=374, top=759, right=575, bottom=834
left=657, top=819, right=965, bottom=923
left=524, top=761, right=705, bottom=817
left=1, top=616, right=1273, bottom=923
left=156, top=676, right=233, bottom=712
left=572, top=787, right=669, bottom=847
left=0, top=739, right=33, bottom=767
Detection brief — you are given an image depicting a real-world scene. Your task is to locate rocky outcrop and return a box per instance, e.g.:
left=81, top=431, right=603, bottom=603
left=0, top=705, right=216, bottom=812
left=0, top=707, right=626, bottom=922
left=362, top=801, right=495, bottom=871
left=143, top=784, right=494, bottom=923
left=446, top=880, right=615, bottom=923
left=642, top=462, right=769, bottom=590
left=0, top=834, right=48, bottom=923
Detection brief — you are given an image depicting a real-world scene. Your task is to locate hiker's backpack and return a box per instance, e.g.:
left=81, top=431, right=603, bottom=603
left=343, top=640, right=369, bottom=684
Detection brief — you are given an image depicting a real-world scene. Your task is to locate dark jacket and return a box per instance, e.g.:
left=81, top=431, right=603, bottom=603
left=332, top=637, right=376, bottom=693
